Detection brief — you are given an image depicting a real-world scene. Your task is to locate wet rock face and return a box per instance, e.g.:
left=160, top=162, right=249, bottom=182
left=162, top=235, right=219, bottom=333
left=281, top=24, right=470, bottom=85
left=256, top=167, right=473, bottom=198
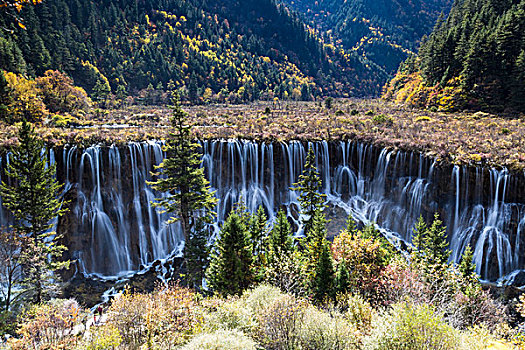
left=62, top=257, right=184, bottom=308
left=3, top=140, right=525, bottom=282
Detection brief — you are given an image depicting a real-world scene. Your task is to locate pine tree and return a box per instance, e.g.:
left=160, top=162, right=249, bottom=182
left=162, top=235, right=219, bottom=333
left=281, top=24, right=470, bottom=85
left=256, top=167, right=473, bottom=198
left=345, top=215, right=358, bottom=236
left=184, top=218, right=210, bottom=290
left=458, top=244, right=479, bottom=291
left=149, top=93, right=217, bottom=287
left=149, top=93, right=217, bottom=241
left=411, top=215, right=427, bottom=251
left=292, top=146, right=326, bottom=240
left=303, top=209, right=334, bottom=301
left=311, top=239, right=334, bottom=302
left=249, top=206, right=269, bottom=281
left=0, top=120, right=69, bottom=303
left=335, top=259, right=350, bottom=294
left=424, top=213, right=450, bottom=267
left=411, top=215, right=427, bottom=265
left=206, top=211, right=254, bottom=295
left=267, top=209, right=294, bottom=262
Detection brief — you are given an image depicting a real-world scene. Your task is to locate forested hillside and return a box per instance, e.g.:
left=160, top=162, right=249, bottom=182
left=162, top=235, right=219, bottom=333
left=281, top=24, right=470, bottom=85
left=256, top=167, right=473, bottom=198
left=281, top=0, right=452, bottom=77
left=0, top=0, right=381, bottom=104
left=384, top=0, right=525, bottom=112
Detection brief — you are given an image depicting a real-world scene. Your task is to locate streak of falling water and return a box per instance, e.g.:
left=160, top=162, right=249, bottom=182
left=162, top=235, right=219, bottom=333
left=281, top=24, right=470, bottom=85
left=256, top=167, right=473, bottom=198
left=1, top=140, right=524, bottom=281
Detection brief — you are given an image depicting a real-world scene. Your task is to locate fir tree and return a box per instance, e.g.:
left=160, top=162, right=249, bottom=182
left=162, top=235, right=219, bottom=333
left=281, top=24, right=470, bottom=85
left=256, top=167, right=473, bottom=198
left=267, top=209, right=294, bottom=262
left=184, top=218, right=210, bottom=290
left=149, top=93, right=217, bottom=240
left=458, top=244, right=479, bottom=292
left=335, top=259, right=350, bottom=295
left=149, top=93, right=217, bottom=287
left=311, top=239, right=334, bottom=302
left=292, top=146, right=326, bottom=240
left=206, top=211, right=254, bottom=296
left=0, top=120, right=69, bottom=303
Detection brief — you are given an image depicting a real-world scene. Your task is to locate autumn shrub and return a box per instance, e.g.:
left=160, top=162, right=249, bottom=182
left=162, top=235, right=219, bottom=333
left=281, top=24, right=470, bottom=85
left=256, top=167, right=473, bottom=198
left=107, top=285, right=203, bottom=349
left=459, top=325, right=501, bottom=350
left=10, top=299, right=84, bottom=350
left=256, top=293, right=307, bottom=349
left=204, top=285, right=288, bottom=335
left=365, top=302, right=460, bottom=350
left=204, top=296, right=256, bottom=334
left=2, top=71, right=48, bottom=124
left=331, top=229, right=391, bottom=306
left=78, top=324, right=122, bottom=350
left=297, top=306, right=360, bottom=350
left=263, top=251, right=305, bottom=297
left=446, top=287, right=507, bottom=330
left=377, top=258, right=430, bottom=306
left=337, top=293, right=374, bottom=333
left=180, top=329, right=258, bottom=350
left=35, top=70, right=91, bottom=114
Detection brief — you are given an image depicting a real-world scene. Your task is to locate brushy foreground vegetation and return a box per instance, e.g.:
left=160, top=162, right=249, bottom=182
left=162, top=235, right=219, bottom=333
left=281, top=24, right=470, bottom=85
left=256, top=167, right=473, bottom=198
left=1, top=98, right=525, bottom=170
left=4, top=283, right=523, bottom=349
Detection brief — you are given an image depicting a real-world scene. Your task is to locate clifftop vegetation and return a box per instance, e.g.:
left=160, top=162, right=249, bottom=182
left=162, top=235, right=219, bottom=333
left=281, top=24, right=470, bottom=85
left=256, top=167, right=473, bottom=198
left=1, top=99, right=524, bottom=171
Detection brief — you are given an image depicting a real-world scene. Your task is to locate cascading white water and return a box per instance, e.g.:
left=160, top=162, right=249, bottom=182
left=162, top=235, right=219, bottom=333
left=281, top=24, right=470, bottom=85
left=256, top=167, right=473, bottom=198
left=1, top=139, right=524, bottom=282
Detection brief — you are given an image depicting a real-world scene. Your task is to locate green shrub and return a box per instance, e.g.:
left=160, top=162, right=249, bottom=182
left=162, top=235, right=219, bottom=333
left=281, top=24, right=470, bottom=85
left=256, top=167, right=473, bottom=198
left=350, top=109, right=359, bottom=116
left=204, top=297, right=256, bottom=334
left=372, top=114, right=393, bottom=125
left=180, top=329, right=258, bottom=350
left=338, top=294, right=374, bottom=333
left=335, top=110, right=345, bottom=116
left=365, top=110, right=375, bottom=116
left=366, top=302, right=460, bottom=350
left=297, top=306, right=360, bottom=350
left=80, top=324, right=122, bottom=350
left=204, top=285, right=285, bottom=334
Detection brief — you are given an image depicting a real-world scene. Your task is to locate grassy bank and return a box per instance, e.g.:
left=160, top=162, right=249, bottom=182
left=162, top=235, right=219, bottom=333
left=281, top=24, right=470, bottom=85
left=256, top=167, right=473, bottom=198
left=1, top=99, right=524, bottom=170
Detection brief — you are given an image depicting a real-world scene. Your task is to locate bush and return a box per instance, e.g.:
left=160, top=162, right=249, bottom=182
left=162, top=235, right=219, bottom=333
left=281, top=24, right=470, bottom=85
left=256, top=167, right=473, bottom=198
left=79, top=324, right=122, bottom=350
left=337, top=293, right=374, bottom=333
left=11, top=299, right=84, bottom=350
left=203, top=285, right=284, bottom=334
left=297, top=306, right=360, bottom=350
left=204, top=296, right=256, bottom=334
left=107, top=285, right=203, bottom=349
left=372, top=114, right=393, bottom=125
left=331, top=230, right=391, bottom=305
left=365, top=302, right=460, bottom=350
left=256, top=293, right=307, bottom=349
left=180, top=329, right=258, bottom=350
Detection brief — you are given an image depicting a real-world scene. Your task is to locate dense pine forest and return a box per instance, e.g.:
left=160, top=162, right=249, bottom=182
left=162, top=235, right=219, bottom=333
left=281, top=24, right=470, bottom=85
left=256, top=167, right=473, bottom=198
left=384, top=0, right=525, bottom=112
left=1, top=0, right=525, bottom=349
left=0, top=0, right=382, bottom=104
left=281, top=0, right=453, bottom=77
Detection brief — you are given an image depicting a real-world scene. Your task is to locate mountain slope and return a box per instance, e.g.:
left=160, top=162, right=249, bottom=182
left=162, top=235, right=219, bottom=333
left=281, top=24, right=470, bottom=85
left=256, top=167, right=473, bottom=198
left=0, top=0, right=382, bottom=103
left=384, top=0, right=525, bottom=112
left=281, top=0, right=453, bottom=77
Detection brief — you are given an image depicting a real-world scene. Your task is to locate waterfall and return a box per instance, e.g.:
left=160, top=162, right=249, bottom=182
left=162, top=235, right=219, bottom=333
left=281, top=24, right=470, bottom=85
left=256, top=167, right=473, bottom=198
left=1, top=140, right=525, bottom=282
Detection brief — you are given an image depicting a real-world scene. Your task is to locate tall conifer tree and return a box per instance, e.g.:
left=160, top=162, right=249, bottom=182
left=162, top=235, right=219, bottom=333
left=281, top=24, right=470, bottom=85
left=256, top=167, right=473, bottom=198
left=149, top=93, right=217, bottom=287
left=292, top=146, right=326, bottom=240
left=0, top=120, right=68, bottom=303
